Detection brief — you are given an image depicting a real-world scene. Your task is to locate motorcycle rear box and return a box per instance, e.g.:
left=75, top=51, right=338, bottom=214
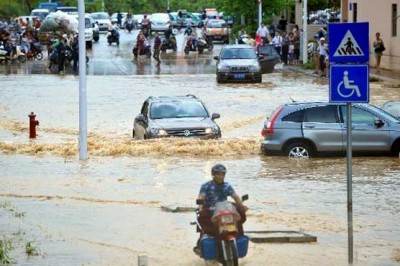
left=201, top=237, right=217, bottom=260
left=237, top=235, right=249, bottom=258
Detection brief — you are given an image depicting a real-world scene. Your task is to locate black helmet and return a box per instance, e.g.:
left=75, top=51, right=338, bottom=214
left=211, top=164, right=227, bottom=175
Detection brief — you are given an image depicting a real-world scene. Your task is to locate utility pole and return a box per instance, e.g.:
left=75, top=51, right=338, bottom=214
left=302, top=0, right=308, bottom=64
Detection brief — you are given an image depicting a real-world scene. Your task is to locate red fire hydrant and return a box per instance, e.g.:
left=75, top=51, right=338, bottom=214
left=28, top=112, right=39, bottom=139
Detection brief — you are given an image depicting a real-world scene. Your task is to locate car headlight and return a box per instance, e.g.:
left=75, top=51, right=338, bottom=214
left=205, top=126, right=219, bottom=134
left=249, top=65, right=260, bottom=72
left=150, top=128, right=168, bottom=136
left=217, top=65, right=230, bottom=71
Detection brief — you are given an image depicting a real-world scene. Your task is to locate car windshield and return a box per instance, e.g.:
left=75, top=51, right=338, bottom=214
left=150, top=101, right=208, bottom=119
left=221, top=48, right=258, bottom=59
left=85, top=18, right=91, bottom=28
left=208, top=21, right=226, bottom=28
left=367, top=104, right=400, bottom=124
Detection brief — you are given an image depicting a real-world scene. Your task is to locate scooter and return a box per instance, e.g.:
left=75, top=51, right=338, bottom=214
left=0, top=43, right=26, bottom=63
left=125, top=19, right=134, bottom=33
left=184, top=37, right=203, bottom=54
left=28, top=42, right=44, bottom=60
left=132, top=39, right=152, bottom=58
left=160, top=36, right=177, bottom=52
left=192, top=195, right=249, bottom=265
left=107, top=28, right=120, bottom=46
left=198, top=36, right=213, bottom=52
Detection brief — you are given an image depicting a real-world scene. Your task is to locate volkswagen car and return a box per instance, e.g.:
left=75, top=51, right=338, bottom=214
left=132, top=95, right=221, bottom=139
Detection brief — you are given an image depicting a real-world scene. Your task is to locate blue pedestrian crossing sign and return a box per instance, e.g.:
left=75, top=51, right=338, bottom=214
left=330, top=65, right=369, bottom=103
left=329, top=22, right=369, bottom=63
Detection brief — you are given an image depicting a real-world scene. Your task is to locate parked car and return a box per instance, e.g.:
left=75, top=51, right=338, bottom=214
left=150, top=13, right=172, bottom=34
left=213, top=44, right=267, bottom=83
left=382, top=101, right=400, bottom=119
left=204, top=19, right=229, bottom=44
left=256, top=44, right=281, bottom=73
left=132, top=95, right=221, bottom=139
left=90, top=12, right=111, bottom=31
left=261, top=102, right=400, bottom=158
left=71, top=14, right=99, bottom=48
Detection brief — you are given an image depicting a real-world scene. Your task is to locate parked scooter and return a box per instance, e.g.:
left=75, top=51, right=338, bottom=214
left=160, top=36, right=177, bottom=52
left=125, top=19, right=134, bottom=33
left=132, top=39, right=152, bottom=58
left=107, top=28, right=120, bottom=46
left=192, top=195, right=249, bottom=265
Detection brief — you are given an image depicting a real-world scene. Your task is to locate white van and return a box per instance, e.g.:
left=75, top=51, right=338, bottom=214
left=30, top=9, right=50, bottom=20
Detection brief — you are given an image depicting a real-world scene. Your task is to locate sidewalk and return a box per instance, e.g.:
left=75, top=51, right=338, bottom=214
left=279, top=63, right=400, bottom=85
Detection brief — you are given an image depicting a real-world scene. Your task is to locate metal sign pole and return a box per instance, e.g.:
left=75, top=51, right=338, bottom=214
left=346, top=102, right=353, bottom=263
left=78, top=0, right=88, bottom=160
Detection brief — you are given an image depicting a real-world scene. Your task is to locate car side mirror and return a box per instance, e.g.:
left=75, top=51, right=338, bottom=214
left=258, top=55, right=264, bottom=60
left=374, top=119, right=385, bottom=128
left=211, top=113, right=220, bottom=120
left=213, top=56, right=220, bottom=60
left=242, top=194, right=249, bottom=202
left=136, top=114, right=146, bottom=122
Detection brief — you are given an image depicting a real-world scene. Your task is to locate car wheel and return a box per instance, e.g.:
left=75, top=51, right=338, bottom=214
left=392, top=141, right=400, bottom=157
left=285, top=142, right=313, bottom=159
left=256, top=76, right=262, bottom=83
left=94, top=36, right=99, bottom=42
left=184, top=47, right=189, bottom=54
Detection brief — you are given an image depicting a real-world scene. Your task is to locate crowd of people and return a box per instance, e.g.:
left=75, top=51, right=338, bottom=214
left=0, top=16, right=42, bottom=60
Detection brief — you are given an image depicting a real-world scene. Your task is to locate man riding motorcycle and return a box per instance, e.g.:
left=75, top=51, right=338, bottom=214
left=196, top=164, right=248, bottom=238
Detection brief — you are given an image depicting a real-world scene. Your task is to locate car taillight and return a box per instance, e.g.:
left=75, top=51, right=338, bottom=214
left=261, top=106, right=283, bottom=136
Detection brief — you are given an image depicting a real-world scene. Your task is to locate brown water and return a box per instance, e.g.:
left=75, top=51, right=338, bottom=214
left=1, top=74, right=400, bottom=265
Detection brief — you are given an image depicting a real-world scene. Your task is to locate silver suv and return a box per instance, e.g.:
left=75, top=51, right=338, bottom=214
left=261, top=102, right=400, bottom=158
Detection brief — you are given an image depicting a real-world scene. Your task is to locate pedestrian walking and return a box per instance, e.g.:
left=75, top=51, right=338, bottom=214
left=256, top=23, right=269, bottom=45
left=281, top=31, right=289, bottom=65
left=373, top=32, right=385, bottom=73
left=318, top=37, right=328, bottom=77
left=270, top=32, right=282, bottom=58
left=71, top=35, right=79, bottom=73
left=153, top=32, right=161, bottom=67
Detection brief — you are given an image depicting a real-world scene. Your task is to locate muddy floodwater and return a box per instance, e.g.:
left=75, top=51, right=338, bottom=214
left=1, top=73, right=400, bottom=265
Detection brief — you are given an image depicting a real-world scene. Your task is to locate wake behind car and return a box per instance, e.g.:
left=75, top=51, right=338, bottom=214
left=261, top=102, right=400, bottom=158
left=133, top=95, right=221, bottom=139
left=214, top=44, right=265, bottom=83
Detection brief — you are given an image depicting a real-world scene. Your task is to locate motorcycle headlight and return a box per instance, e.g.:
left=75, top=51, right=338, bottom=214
left=221, top=214, right=234, bottom=223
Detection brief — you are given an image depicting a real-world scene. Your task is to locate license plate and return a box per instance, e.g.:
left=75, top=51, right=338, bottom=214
left=214, top=35, right=221, bottom=39
left=234, top=74, right=245, bottom=79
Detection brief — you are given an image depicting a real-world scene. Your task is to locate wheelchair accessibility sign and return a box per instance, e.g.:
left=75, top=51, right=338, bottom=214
left=329, top=65, right=369, bottom=103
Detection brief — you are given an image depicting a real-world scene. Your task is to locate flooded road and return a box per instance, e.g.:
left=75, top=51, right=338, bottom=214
left=1, top=29, right=400, bottom=265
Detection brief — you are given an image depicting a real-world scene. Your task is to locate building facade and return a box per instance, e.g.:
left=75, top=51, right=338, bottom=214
left=341, top=0, right=400, bottom=71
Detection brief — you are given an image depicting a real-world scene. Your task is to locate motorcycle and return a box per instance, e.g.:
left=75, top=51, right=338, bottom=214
left=29, top=42, right=44, bottom=60
left=192, top=195, right=249, bottom=266
left=184, top=37, right=203, bottom=54
left=237, top=34, right=249, bottom=45
left=107, top=28, right=120, bottom=46
left=0, top=43, right=27, bottom=63
left=160, top=36, right=177, bottom=52
left=125, top=19, right=134, bottom=33
left=198, top=36, right=213, bottom=52
left=132, top=39, right=152, bottom=58
left=48, top=48, right=89, bottom=70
